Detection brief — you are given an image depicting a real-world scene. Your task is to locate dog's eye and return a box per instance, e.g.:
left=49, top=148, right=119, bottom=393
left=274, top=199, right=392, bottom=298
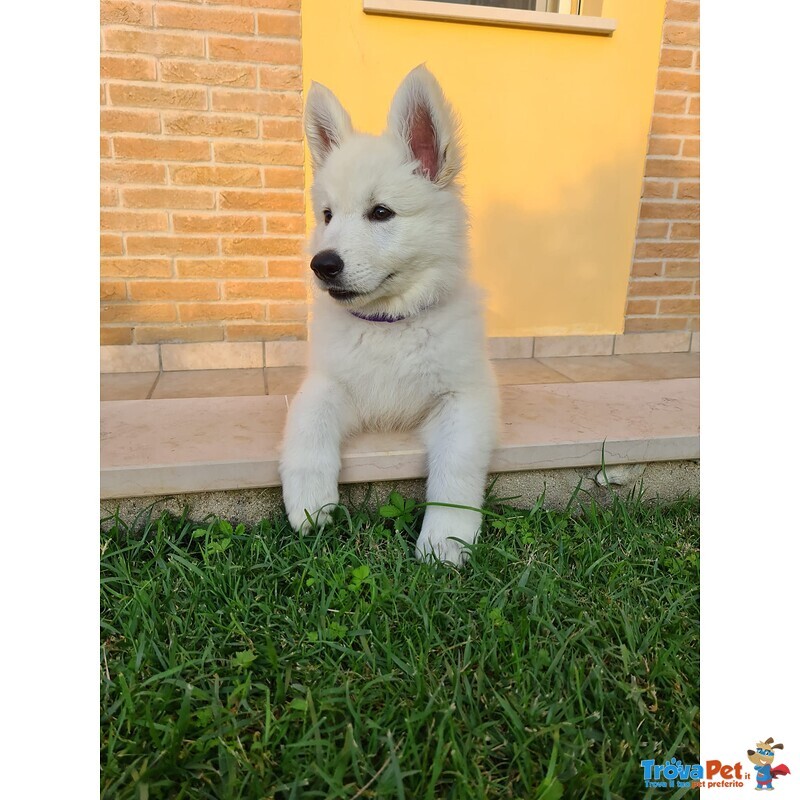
left=322, top=209, right=332, bottom=225
left=369, top=204, right=395, bottom=222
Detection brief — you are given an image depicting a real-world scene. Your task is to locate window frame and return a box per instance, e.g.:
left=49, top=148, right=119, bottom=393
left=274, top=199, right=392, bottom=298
left=363, top=0, right=616, bottom=36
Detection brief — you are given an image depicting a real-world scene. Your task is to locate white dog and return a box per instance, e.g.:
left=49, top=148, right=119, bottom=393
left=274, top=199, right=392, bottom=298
left=279, top=65, right=499, bottom=566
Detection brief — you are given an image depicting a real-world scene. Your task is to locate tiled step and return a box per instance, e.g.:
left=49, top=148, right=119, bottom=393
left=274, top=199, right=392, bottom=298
left=101, top=378, right=699, bottom=500
left=100, top=353, right=701, bottom=401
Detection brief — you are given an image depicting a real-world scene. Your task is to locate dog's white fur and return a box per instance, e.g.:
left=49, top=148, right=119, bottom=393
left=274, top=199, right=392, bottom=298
left=279, top=65, right=499, bottom=566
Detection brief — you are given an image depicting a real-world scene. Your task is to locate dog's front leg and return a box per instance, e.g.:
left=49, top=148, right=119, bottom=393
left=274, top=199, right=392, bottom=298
left=279, top=373, right=355, bottom=532
left=416, top=390, right=497, bottom=566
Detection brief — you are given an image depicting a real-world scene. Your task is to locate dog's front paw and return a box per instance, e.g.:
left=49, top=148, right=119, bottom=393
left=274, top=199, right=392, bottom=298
left=415, top=527, right=470, bottom=567
left=415, top=504, right=484, bottom=566
left=286, top=501, right=334, bottom=533
left=416, top=508, right=481, bottom=567
left=281, top=471, right=338, bottom=533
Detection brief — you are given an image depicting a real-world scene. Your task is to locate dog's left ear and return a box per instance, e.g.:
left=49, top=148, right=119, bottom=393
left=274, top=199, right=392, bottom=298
left=387, top=65, right=463, bottom=187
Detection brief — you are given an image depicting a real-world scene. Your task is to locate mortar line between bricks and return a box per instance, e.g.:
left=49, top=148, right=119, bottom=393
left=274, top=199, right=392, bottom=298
left=103, top=25, right=301, bottom=44
left=104, top=76, right=302, bottom=91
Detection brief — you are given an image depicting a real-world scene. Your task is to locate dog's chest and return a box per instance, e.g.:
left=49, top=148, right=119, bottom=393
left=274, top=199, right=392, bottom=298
left=332, top=321, right=463, bottom=427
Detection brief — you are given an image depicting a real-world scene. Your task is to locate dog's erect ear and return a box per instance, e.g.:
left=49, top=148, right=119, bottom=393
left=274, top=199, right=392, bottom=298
left=387, top=65, right=463, bottom=187
left=305, top=82, right=353, bottom=171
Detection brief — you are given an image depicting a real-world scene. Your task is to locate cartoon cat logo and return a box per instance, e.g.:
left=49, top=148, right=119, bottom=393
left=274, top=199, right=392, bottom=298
left=747, top=738, right=791, bottom=791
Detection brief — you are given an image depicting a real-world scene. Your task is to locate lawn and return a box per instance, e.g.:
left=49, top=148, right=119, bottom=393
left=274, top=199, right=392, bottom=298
left=100, top=488, right=700, bottom=800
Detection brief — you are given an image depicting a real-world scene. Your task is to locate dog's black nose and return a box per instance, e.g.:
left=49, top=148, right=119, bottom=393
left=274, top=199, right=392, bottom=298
left=310, top=250, right=344, bottom=282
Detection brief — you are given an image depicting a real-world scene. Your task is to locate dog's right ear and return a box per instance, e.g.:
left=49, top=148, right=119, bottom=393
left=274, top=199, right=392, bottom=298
left=387, top=64, right=463, bottom=187
left=305, top=82, right=353, bottom=171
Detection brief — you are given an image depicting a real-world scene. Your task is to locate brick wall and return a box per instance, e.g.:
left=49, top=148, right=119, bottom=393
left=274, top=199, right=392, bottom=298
left=100, top=0, right=307, bottom=346
left=625, top=0, right=699, bottom=333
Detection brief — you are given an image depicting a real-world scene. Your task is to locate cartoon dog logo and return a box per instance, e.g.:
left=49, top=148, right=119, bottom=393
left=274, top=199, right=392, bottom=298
left=747, top=738, right=791, bottom=790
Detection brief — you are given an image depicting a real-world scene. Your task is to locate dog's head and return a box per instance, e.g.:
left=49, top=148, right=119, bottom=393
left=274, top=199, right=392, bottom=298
left=304, top=65, right=467, bottom=318
left=747, top=738, right=783, bottom=767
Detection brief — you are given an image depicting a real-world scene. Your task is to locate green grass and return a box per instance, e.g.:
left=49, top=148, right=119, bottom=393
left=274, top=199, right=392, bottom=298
left=100, top=488, right=699, bottom=800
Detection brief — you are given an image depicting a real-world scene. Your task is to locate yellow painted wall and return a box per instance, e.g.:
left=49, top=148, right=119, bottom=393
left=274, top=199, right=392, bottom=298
left=300, top=0, right=666, bottom=336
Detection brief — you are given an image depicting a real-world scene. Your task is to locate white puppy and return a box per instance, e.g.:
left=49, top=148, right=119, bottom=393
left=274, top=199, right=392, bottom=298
left=279, top=65, right=499, bottom=566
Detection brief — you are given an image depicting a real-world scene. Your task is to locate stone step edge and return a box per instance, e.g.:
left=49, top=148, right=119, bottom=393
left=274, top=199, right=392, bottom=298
left=101, top=378, right=700, bottom=500
left=101, top=434, right=699, bottom=500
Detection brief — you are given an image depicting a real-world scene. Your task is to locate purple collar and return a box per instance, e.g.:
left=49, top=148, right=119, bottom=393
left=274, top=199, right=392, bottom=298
left=349, top=310, right=406, bottom=323
left=348, top=300, right=436, bottom=324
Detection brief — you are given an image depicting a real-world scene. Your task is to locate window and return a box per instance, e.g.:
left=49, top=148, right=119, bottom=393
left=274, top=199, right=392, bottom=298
left=416, top=0, right=601, bottom=13
left=363, top=0, right=615, bottom=36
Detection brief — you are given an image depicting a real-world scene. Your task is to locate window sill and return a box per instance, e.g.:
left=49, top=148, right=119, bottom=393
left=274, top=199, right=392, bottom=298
left=363, top=0, right=616, bottom=36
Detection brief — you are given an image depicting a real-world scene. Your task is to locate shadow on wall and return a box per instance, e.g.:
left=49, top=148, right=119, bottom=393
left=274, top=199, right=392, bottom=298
left=471, top=154, right=644, bottom=338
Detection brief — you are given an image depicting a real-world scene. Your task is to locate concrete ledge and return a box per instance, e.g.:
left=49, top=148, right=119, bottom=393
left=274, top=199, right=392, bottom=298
left=101, top=461, right=699, bottom=528
left=101, top=378, right=699, bottom=501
